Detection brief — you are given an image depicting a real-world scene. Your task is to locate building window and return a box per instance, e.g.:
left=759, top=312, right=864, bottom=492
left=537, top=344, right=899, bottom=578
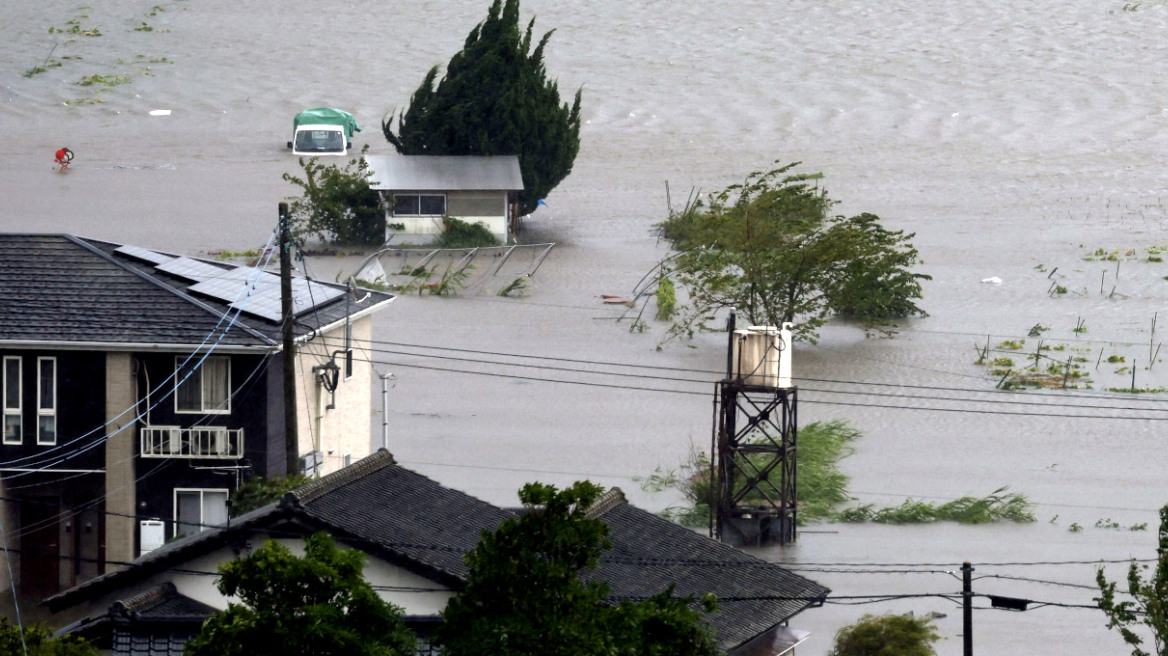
left=3, top=356, right=20, bottom=445
left=393, top=194, right=446, bottom=216
left=173, top=488, right=229, bottom=538
left=37, top=357, right=56, bottom=445
left=175, top=356, right=230, bottom=414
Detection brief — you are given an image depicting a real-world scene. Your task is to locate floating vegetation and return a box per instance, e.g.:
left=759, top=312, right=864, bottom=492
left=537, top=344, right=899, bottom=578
left=75, top=73, right=130, bottom=87
left=834, top=487, right=1034, bottom=524
left=134, top=22, right=154, bottom=32
left=999, top=339, right=1025, bottom=350
left=48, top=19, right=102, bottom=37
left=1106, top=386, right=1166, bottom=394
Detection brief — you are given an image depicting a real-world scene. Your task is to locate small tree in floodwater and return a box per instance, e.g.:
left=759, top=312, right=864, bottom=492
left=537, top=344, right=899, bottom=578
left=655, top=162, right=930, bottom=344
left=828, top=614, right=939, bottom=656
left=1096, top=504, right=1168, bottom=656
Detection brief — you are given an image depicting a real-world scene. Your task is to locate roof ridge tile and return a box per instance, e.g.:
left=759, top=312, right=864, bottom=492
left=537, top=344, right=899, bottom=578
left=290, top=449, right=397, bottom=505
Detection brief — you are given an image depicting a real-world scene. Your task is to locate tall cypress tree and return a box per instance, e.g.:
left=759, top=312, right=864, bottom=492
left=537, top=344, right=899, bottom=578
left=383, top=0, right=582, bottom=215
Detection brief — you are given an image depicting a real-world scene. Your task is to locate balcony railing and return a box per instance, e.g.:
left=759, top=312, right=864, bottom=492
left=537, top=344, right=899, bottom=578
left=140, top=425, right=244, bottom=459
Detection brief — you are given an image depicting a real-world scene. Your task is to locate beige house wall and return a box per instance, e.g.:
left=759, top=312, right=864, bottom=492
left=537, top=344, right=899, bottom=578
left=104, top=352, right=136, bottom=568
left=293, top=316, right=374, bottom=476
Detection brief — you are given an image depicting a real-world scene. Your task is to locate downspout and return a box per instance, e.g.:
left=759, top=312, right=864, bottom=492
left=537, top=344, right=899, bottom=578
left=314, top=374, right=325, bottom=478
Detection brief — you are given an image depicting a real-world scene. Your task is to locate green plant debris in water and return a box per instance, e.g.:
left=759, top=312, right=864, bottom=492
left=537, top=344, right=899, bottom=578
left=639, top=420, right=1034, bottom=527
left=75, top=73, right=130, bottom=87
left=834, top=487, right=1035, bottom=524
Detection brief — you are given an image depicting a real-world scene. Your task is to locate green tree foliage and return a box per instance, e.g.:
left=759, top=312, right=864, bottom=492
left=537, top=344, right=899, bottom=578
left=436, top=481, right=721, bottom=656
left=283, top=148, right=384, bottom=245
left=828, top=614, right=939, bottom=656
left=186, top=533, right=415, bottom=656
left=1, top=618, right=98, bottom=656
left=1095, top=504, right=1168, bottom=656
left=382, top=0, right=582, bottom=215
left=657, top=162, right=929, bottom=343
left=228, top=474, right=310, bottom=517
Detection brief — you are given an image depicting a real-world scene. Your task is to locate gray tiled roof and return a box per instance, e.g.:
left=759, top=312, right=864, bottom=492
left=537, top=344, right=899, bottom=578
left=0, top=234, right=393, bottom=349
left=587, top=492, right=830, bottom=650
left=49, top=451, right=826, bottom=651
left=364, top=155, right=524, bottom=191
left=112, top=582, right=218, bottom=621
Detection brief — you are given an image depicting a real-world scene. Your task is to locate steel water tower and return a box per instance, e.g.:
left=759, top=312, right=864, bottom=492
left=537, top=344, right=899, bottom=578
left=710, top=312, right=798, bottom=547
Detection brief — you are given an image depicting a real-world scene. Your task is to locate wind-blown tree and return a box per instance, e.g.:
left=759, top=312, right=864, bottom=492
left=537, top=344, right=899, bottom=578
left=1095, top=504, right=1168, bottom=656
left=656, top=162, right=929, bottom=343
left=436, top=481, right=721, bottom=656
left=282, top=147, right=384, bottom=246
left=186, top=533, right=415, bottom=656
left=383, top=0, right=582, bottom=215
left=828, top=614, right=939, bottom=656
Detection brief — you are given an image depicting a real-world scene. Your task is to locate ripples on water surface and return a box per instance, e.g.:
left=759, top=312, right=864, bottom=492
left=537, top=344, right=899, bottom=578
left=5, top=1, right=1168, bottom=652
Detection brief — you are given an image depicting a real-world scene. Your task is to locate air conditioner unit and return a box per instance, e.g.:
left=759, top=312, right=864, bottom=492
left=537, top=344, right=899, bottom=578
left=140, top=520, right=165, bottom=557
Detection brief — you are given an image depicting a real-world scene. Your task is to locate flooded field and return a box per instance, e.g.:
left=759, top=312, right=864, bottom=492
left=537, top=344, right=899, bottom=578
left=5, top=0, right=1168, bottom=652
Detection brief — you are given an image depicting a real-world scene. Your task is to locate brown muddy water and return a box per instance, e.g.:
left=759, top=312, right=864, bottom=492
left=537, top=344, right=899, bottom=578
left=6, top=1, right=1168, bottom=653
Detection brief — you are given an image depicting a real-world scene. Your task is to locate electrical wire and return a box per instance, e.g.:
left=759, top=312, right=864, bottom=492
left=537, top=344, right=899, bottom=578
left=0, top=231, right=280, bottom=472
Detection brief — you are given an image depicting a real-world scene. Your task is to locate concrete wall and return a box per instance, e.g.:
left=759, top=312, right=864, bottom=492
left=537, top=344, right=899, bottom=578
left=104, top=353, right=136, bottom=568
left=293, top=316, right=374, bottom=476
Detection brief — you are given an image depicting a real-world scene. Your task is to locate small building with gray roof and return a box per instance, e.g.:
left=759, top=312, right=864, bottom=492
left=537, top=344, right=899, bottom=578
left=364, top=155, right=524, bottom=244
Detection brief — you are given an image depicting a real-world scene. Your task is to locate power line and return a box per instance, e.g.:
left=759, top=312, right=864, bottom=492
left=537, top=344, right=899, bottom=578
left=331, top=336, right=1168, bottom=407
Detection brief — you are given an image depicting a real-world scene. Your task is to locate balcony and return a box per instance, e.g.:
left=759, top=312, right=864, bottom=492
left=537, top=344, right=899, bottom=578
left=140, top=425, right=244, bottom=459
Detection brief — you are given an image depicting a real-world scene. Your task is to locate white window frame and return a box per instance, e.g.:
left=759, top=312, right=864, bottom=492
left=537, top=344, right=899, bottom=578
left=174, top=356, right=231, bottom=415
left=36, top=356, right=56, bottom=445
left=3, top=356, right=21, bottom=445
left=392, top=193, right=446, bottom=217
left=173, top=488, right=229, bottom=538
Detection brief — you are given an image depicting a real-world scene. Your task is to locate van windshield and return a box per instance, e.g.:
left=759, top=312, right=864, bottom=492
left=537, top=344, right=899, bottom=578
left=294, top=129, right=345, bottom=153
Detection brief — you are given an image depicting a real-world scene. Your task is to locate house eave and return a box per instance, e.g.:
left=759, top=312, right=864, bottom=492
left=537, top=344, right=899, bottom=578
left=0, top=340, right=273, bottom=354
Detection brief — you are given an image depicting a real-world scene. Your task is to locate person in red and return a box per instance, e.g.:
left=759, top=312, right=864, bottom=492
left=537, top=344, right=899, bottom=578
left=55, top=147, right=73, bottom=170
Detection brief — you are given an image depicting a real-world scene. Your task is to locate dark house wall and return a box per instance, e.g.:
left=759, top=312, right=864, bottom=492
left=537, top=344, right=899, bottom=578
left=133, top=352, right=272, bottom=541
left=0, top=349, right=106, bottom=471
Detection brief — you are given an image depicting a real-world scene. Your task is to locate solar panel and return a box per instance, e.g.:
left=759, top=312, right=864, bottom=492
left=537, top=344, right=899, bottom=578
left=156, top=257, right=233, bottom=282
left=189, top=270, right=346, bottom=323
left=114, top=245, right=175, bottom=265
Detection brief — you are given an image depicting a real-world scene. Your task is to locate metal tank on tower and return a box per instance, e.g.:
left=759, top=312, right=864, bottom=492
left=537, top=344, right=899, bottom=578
left=710, top=311, right=798, bottom=547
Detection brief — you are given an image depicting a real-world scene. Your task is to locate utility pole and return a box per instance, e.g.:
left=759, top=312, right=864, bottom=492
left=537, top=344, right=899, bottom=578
left=963, top=561, right=973, bottom=656
left=280, top=202, right=299, bottom=476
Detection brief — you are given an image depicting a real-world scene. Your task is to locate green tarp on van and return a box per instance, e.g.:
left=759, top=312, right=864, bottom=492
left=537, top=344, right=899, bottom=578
left=292, top=108, right=362, bottom=138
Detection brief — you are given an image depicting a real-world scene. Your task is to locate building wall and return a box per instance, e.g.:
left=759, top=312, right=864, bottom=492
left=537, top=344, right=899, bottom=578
left=293, top=316, right=374, bottom=476
left=0, top=348, right=110, bottom=616
left=383, top=190, right=510, bottom=244
left=133, top=351, right=271, bottom=544
left=105, top=352, right=135, bottom=568
left=50, top=532, right=455, bottom=630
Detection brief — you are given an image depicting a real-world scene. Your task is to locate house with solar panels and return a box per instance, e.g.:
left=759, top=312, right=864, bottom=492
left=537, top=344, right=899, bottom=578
left=0, top=234, right=394, bottom=614
left=364, top=155, right=525, bottom=244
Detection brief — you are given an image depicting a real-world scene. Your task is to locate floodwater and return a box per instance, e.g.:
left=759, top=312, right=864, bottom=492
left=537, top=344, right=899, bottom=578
left=5, top=0, right=1168, bottom=653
